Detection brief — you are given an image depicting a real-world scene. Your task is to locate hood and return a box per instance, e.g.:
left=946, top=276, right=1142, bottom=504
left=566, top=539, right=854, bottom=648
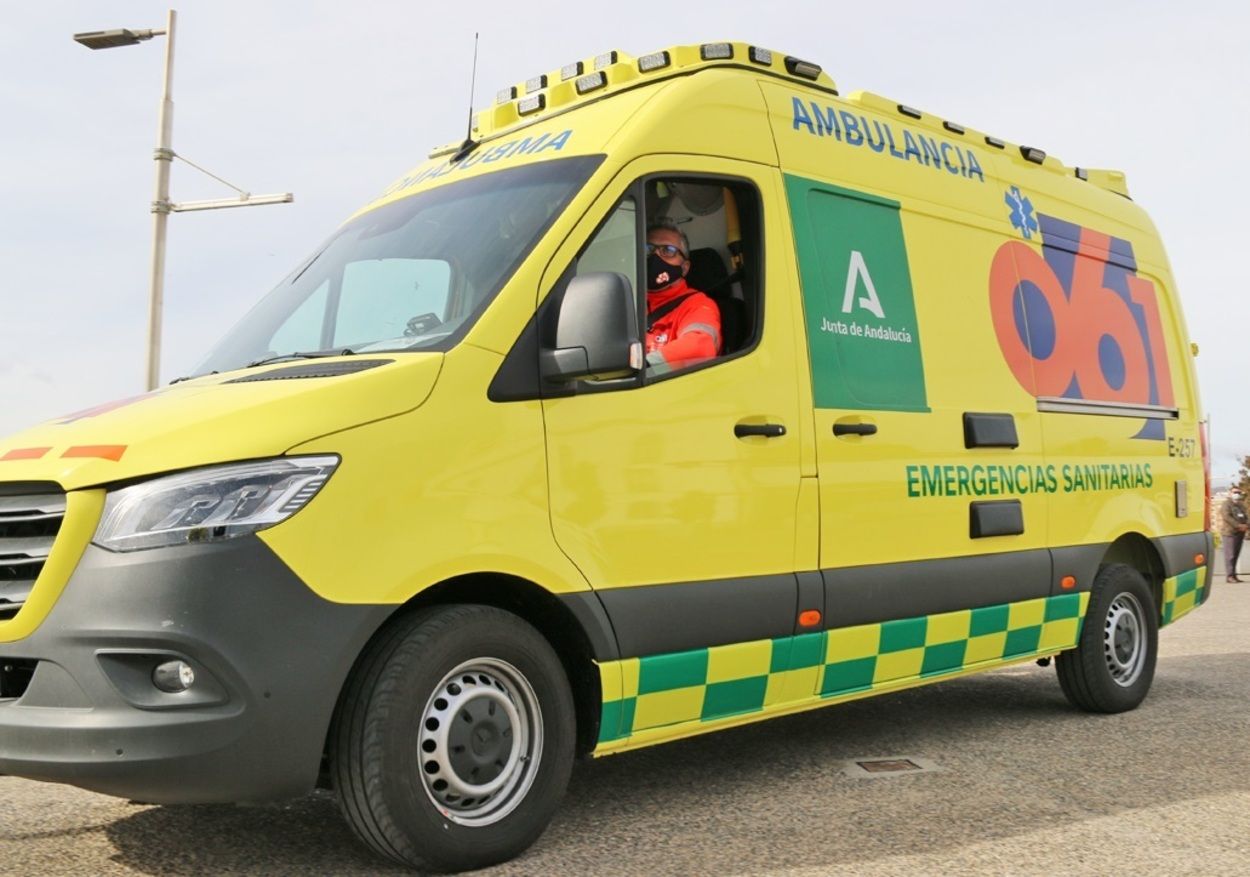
left=0, top=354, right=443, bottom=490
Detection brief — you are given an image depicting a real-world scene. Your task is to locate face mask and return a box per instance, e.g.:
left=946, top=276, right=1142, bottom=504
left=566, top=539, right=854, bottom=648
left=647, top=252, right=684, bottom=290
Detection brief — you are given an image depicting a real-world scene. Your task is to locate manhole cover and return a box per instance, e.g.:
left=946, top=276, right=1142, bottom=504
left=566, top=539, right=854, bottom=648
left=859, top=759, right=921, bottom=773
left=842, top=756, right=941, bottom=779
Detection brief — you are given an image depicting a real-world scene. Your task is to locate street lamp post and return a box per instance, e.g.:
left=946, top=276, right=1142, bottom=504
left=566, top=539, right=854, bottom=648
left=74, top=10, right=292, bottom=390
left=148, top=9, right=175, bottom=395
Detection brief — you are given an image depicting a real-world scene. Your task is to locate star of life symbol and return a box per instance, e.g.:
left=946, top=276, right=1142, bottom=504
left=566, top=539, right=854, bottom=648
left=1005, top=186, right=1039, bottom=240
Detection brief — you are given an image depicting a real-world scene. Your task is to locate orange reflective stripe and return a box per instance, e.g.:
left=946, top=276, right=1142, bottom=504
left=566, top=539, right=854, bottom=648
left=0, top=449, right=50, bottom=464
left=61, top=445, right=127, bottom=462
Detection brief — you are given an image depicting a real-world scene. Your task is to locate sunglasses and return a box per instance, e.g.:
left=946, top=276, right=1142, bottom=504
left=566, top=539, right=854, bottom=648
left=646, top=242, right=687, bottom=260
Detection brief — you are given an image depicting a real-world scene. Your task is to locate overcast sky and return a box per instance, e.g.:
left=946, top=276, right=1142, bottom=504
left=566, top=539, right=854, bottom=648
left=1, top=1, right=1247, bottom=478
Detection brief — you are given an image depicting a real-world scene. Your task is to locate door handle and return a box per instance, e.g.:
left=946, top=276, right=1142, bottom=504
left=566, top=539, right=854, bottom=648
left=734, top=422, right=787, bottom=439
left=833, top=422, right=878, bottom=437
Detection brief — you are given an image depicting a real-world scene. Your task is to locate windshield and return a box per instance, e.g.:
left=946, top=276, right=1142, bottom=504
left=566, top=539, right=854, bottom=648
left=193, top=155, right=603, bottom=376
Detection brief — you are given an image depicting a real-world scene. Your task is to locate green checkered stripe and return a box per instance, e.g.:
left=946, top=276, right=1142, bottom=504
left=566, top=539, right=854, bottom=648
left=1161, top=567, right=1206, bottom=626
left=597, top=591, right=1089, bottom=746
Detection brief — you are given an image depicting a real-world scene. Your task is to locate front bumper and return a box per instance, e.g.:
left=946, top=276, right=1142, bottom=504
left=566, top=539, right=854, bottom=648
left=0, top=537, right=392, bottom=803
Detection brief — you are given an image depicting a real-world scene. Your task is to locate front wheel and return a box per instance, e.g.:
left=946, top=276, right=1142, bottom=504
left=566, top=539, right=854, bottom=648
left=331, top=605, right=575, bottom=873
left=1055, top=564, right=1158, bottom=713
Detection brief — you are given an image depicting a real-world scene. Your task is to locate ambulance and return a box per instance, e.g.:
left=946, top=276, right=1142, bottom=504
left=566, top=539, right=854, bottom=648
left=0, top=41, right=1210, bottom=872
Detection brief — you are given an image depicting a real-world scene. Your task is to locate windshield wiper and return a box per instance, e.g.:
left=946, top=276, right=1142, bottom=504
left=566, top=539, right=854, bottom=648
left=170, top=370, right=218, bottom=385
left=247, top=348, right=356, bottom=369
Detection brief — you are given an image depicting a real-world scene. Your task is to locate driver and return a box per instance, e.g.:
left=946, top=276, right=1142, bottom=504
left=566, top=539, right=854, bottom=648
left=644, top=223, right=722, bottom=373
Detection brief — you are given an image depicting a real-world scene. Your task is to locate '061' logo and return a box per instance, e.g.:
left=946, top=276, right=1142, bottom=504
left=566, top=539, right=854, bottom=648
left=989, top=212, right=1173, bottom=435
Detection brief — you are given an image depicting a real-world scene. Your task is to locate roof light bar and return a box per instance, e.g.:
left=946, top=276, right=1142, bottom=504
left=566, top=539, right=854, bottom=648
left=496, top=86, right=517, bottom=105
left=518, top=94, right=546, bottom=116
left=638, top=51, right=671, bottom=73
left=748, top=46, right=772, bottom=65
left=898, top=104, right=922, bottom=119
left=525, top=74, right=548, bottom=93
left=561, top=61, right=584, bottom=81
left=700, top=42, right=733, bottom=60
left=1021, top=145, right=1046, bottom=164
left=575, top=71, right=607, bottom=95
left=594, top=51, right=618, bottom=70
left=984, top=136, right=1006, bottom=149
left=784, top=56, right=821, bottom=80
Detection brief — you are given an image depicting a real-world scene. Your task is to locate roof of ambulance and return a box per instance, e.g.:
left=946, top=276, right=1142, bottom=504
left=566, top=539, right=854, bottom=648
left=449, top=41, right=1131, bottom=198
left=359, top=40, right=1149, bottom=239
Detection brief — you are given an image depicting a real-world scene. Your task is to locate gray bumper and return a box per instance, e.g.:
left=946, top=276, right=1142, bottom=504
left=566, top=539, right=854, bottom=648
left=0, top=537, right=391, bottom=803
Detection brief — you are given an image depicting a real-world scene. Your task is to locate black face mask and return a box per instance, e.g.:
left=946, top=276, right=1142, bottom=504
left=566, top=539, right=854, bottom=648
left=647, top=252, right=684, bottom=290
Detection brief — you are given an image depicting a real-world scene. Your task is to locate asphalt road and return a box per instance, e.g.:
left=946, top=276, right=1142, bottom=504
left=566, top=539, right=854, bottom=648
left=2, top=578, right=1247, bottom=877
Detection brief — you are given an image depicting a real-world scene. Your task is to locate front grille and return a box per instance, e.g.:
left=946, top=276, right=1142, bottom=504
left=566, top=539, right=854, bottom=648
left=0, top=491, right=66, bottom=621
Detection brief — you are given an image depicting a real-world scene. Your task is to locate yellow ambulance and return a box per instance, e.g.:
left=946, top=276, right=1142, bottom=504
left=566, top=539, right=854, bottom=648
left=0, top=41, right=1211, bottom=872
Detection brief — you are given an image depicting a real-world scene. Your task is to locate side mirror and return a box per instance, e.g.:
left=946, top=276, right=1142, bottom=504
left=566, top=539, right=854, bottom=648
left=541, top=271, right=642, bottom=383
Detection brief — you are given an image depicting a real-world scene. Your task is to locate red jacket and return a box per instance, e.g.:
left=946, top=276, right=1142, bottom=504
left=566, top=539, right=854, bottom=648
left=645, top=279, right=721, bottom=372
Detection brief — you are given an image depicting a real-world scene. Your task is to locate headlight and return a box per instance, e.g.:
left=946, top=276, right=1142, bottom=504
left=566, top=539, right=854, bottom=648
left=93, top=456, right=339, bottom=552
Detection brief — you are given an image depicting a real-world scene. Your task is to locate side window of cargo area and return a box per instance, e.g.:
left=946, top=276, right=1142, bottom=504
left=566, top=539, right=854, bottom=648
left=576, top=177, right=762, bottom=380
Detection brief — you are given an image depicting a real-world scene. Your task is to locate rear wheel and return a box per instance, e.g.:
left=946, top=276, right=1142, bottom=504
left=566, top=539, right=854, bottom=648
left=1055, top=563, right=1158, bottom=713
left=331, top=605, right=575, bottom=873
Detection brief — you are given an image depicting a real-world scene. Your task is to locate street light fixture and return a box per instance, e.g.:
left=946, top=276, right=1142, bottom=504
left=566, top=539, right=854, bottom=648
left=72, top=10, right=293, bottom=391
left=72, top=29, right=162, bottom=50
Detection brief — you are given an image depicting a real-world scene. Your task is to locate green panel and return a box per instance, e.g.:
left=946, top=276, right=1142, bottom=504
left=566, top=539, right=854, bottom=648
left=598, top=698, right=636, bottom=743
left=970, top=604, right=1011, bottom=637
left=785, top=174, right=928, bottom=413
left=767, top=638, right=792, bottom=675
left=701, top=677, right=769, bottom=720
left=1003, top=625, right=1041, bottom=656
left=1174, top=570, right=1198, bottom=598
left=772, top=632, right=826, bottom=672
left=921, top=641, right=967, bottom=676
left=879, top=617, right=927, bottom=653
left=619, top=697, right=636, bottom=736
left=821, top=657, right=877, bottom=695
left=637, top=649, right=708, bottom=695
left=1044, top=592, right=1082, bottom=622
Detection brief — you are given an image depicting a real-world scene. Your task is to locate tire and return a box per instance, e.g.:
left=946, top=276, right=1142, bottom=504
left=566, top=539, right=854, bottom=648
left=1055, top=563, right=1158, bottom=713
left=330, top=605, right=576, bottom=873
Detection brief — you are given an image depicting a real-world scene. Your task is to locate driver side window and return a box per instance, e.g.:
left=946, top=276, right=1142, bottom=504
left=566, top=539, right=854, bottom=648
left=640, top=177, right=763, bottom=378
left=576, top=196, right=639, bottom=294
left=567, top=177, right=764, bottom=385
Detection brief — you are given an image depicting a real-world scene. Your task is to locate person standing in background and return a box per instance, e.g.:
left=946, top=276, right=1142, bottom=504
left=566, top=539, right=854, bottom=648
left=1219, top=487, right=1249, bottom=582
